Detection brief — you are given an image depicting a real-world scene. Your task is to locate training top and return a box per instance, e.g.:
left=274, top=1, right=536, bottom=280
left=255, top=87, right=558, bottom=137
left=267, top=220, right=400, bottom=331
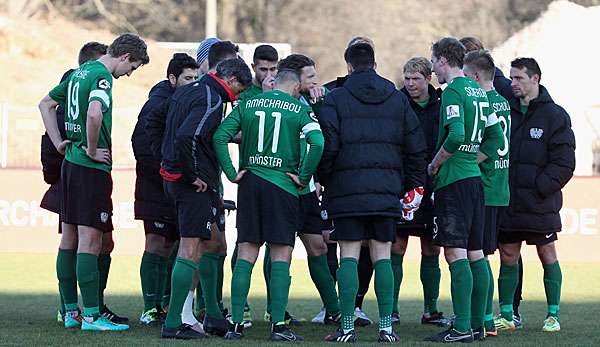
left=49, top=60, right=113, bottom=172
left=434, top=76, right=494, bottom=190
left=213, top=90, right=324, bottom=196
left=298, top=88, right=328, bottom=195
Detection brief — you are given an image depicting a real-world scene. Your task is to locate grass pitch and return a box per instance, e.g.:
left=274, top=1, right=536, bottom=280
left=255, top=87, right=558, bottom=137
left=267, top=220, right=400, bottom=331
left=1, top=253, right=599, bottom=346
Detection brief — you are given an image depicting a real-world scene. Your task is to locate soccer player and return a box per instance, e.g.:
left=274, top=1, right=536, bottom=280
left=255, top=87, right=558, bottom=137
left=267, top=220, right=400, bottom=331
left=213, top=69, right=324, bottom=341
left=391, top=57, right=449, bottom=326
left=151, top=58, right=251, bottom=340
left=319, top=43, right=426, bottom=343
left=41, top=42, right=107, bottom=327
left=39, top=33, right=149, bottom=331
left=238, top=44, right=279, bottom=101
left=196, top=37, right=220, bottom=74
left=496, top=58, right=575, bottom=333
left=275, top=54, right=341, bottom=325
left=132, top=53, right=199, bottom=326
left=463, top=49, right=511, bottom=337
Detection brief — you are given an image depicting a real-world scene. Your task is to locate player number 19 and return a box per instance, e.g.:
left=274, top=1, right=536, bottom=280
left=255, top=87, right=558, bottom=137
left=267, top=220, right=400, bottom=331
left=67, top=80, right=80, bottom=121
left=255, top=110, right=282, bottom=153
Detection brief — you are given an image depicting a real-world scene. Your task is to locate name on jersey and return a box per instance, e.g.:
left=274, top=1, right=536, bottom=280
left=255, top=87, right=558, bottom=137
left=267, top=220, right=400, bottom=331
left=464, top=86, right=486, bottom=98
left=495, top=158, right=509, bottom=169
left=248, top=154, right=283, bottom=168
left=458, top=143, right=480, bottom=153
left=245, top=98, right=302, bottom=113
left=65, top=121, right=81, bottom=133
left=492, top=101, right=510, bottom=113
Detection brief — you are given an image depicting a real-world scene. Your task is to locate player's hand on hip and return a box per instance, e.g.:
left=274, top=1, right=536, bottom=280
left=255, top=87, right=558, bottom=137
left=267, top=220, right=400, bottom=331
left=192, top=177, right=208, bottom=192
left=56, top=139, right=71, bottom=155
left=314, top=182, right=323, bottom=199
left=427, top=163, right=439, bottom=177
left=286, top=172, right=306, bottom=189
left=233, top=169, right=247, bottom=184
left=84, top=146, right=111, bottom=164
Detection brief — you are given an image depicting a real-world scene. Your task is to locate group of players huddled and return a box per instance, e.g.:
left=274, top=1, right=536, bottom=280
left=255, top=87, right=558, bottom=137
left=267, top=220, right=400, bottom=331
left=39, top=32, right=575, bottom=343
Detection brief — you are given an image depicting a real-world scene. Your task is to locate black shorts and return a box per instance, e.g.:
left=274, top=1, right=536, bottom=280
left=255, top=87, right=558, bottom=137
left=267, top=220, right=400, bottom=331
left=164, top=180, right=218, bottom=240
left=298, top=192, right=326, bottom=235
left=143, top=220, right=179, bottom=241
left=60, top=160, right=113, bottom=233
left=396, top=222, right=434, bottom=239
left=433, top=177, right=484, bottom=250
left=483, top=206, right=504, bottom=255
left=498, top=230, right=558, bottom=246
left=332, top=216, right=396, bottom=242
left=236, top=172, right=298, bottom=247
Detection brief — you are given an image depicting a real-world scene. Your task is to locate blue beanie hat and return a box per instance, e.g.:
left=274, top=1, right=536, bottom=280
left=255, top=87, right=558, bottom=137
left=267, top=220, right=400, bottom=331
left=196, top=37, right=220, bottom=64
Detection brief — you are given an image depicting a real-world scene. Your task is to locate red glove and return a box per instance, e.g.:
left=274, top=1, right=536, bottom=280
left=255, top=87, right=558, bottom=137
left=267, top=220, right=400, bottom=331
left=401, top=187, right=424, bottom=221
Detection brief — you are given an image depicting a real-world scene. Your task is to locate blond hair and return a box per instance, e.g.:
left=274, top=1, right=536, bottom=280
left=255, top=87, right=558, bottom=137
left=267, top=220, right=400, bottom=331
left=403, top=57, right=432, bottom=78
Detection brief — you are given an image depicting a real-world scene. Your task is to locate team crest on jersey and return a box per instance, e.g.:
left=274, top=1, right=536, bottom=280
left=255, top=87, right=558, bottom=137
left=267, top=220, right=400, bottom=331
left=446, top=105, right=460, bottom=119
left=98, top=79, right=111, bottom=90
left=100, top=212, right=109, bottom=223
left=530, top=127, right=544, bottom=139
left=309, top=111, right=318, bottom=122
left=320, top=209, right=328, bottom=221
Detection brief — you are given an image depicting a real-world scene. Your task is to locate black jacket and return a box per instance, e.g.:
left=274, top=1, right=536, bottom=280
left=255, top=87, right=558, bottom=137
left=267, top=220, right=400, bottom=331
left=399, top=85, right=440, bottom=226
left=318, top=69, right=427, bottom=218
left=500, top=85, right=576, bottom=233
left=132, top=80, right=176, bottom=221
left=494, top=68, right=513, bottom=102
left=147, top=74, right=231, bottom=189
left=324, top=75, right=349, bottom=91
left=40, top=69, right=72, bottom=213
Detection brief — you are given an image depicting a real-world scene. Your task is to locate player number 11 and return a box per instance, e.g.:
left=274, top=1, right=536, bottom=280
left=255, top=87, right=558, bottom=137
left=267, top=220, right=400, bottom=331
left=255, top=110, right=282, bottom=153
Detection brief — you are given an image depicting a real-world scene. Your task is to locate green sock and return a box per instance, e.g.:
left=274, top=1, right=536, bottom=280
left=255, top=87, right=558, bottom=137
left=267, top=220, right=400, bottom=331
left=543, top=261, right=562, bottom=317
left=76, top=252, right=100, bottom=317
left=374, top=259, right=394, bottom=332
left=308, top=255, right=340, bottom=315
left=195, top=279, right=205, bottom=313
left=165, top=257, right=197, bottom=329
left=270, top=261, right=291, bottom=324
left=58, top=284, right=66, bottom=315
left=140, top=251, right=162, bottom=311
left=97, top=253, right=111, bottom=309
left=449, top=258, right=472, bottom=333
left=470, top=258, right=490, bottom=330
left=231, top=259, right=254, bottom=324
left=162, top=248, right=177, bottom=309
left=420, top=255, right=441, bottom=313
left=217, top=253, right=226, bottom=311
left=57, top=249, right=78, bottom=310
left=337, top=257, right=358, bottom=333
left=263, top=246, right=272, bottom=313
left=198, top=252, right=221, bottom=318
left=391, top=254, right=403, bottom=314
left=156, top=255, right=168, bottom=308
left=484, top=259, right=495, bottom=330
left=498, top=262, right=519, bottom=321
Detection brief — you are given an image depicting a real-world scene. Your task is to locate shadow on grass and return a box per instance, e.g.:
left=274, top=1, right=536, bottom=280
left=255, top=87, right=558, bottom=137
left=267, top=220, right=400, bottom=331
left=1, top=293, right=599, bottom=346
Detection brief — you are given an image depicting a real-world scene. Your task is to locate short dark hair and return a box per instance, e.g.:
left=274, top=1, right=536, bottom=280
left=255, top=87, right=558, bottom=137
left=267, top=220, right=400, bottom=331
left=274, top=69, right=300, bottom=86
left=215, top=58, right=252, bottom=88
left=432, top=37, right=465, bottom=68
left=208, top=41, right=239, bottom=69
left=253, top=45, right=278, bottom=63
left=459, top=37, right=484, bottom=53
left=277, top=54, right=315, bottom=75
left=511, top=57, right=542, bottom=81
left=166, top=53, right=199, bottom=79
left=464, top=49, right=495, bottom=81
left=108, top=33, right=149, bottom=64
left=78, top=42, right=107, bottom=66
left=344, top=43, right=375, bottom=70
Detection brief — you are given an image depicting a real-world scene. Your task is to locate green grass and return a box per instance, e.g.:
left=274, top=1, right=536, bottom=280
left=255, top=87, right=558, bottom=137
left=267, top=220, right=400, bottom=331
left=1, top=253, right=600, bottom=346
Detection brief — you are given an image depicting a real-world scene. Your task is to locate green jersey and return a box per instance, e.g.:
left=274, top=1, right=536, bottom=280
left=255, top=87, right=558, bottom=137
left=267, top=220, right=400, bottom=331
left=298, top=89, right=328, bottom=195
left=434, top=77, right=492, bottom=190
left=49, top=60, right=113, bottom=172
left=213, top=90, right=324, bottom=196
left=237, top=84, right=263, bottom=103
left=480, top=90, right=511, bottom=206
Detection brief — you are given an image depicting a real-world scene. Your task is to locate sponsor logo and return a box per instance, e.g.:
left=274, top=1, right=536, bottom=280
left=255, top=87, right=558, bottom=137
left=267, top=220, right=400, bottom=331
left=545, top=233, right=554, bottom=239
left=98, top=79, right=111, bottom=90
left=530, top=127, right=544, bottom=139
left=446, top=105, right=460, bottom=119
left=153, top=221, right=165, bottom=229
left=100, top=212, right=109, bottom=223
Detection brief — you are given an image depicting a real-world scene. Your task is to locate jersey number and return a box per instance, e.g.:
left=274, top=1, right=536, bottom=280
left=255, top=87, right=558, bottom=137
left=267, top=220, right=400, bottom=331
left=497, top=115, right=511, bottom=157
left=67, top=81, right=80, bottom=121
left=470, top=101, right=488, bottom=143
left=255, top=111, right=282, bottom=153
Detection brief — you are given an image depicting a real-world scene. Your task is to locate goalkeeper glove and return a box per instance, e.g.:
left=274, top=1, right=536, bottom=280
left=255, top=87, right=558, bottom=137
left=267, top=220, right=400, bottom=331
left=401, top=187, right=424, bottom=221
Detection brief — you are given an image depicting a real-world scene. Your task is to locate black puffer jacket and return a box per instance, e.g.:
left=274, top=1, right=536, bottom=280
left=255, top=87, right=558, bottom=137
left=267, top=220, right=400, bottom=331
left=131, top=80, right=176, bottom=221
left=399, top=85, right=440, bottom=227
left=500, top=85, right=576, bottom=233
left=318, top=69, right=427, bottom=218
left=494, top=67, right=513, bottom=102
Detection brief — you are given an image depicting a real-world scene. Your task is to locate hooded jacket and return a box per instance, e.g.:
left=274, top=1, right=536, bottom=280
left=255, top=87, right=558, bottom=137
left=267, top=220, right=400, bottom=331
left=500, top=85, right=575, bottom=233
left=318, top=69, right=427, bottom=218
